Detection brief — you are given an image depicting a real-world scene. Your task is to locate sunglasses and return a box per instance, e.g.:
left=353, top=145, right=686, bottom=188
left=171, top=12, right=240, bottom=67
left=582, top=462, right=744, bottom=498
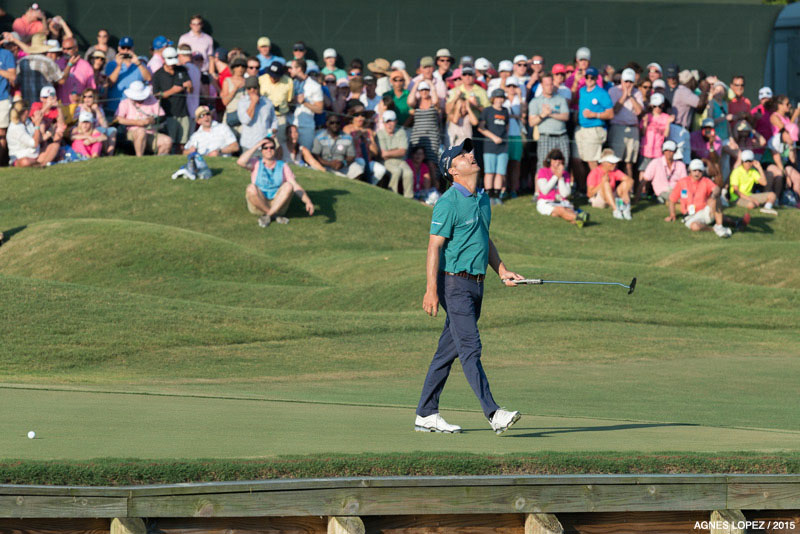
left=293, top=45, right=305, bottom=51
left=585, top=75, right=596, bottom=80
left=325, top=79, right=336, bottom=84
left=247, top=66, right=259, bottom=70
left=438, top=58, right=452, bottom=63
left=391, top=78, right=403, bottom=82
left=516, top=62, right=527, bottom=66
left=732, top=83, right=744, bottom=87
left=327, top=121, right=341, bottom=126
left=532, top=60, right=543, bottom=65
left=198, top=112, right=210, bottom=118
left=641, top=84, right=652, bottom=89
left=261, top=144, right=276, bottom=150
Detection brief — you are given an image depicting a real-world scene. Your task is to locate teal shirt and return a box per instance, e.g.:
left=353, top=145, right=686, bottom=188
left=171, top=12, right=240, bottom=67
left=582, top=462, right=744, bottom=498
left=322, top=67, right=348, bottom=80
left=430, top=183, right=491, bottom=276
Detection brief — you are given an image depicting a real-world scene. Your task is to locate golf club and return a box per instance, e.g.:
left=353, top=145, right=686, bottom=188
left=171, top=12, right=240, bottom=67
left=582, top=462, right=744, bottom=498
left=514, top=277, right=637, bottom=295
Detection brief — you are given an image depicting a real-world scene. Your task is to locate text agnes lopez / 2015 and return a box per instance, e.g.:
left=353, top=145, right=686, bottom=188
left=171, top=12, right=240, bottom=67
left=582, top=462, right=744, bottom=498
left=694, top=520, right=796, bottom=530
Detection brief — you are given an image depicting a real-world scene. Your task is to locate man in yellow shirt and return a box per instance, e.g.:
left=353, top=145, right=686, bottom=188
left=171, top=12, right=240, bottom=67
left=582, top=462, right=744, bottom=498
left=729, top=149, right=774, bottom=211
left=259, top=62, right=294, bottom=147
left=446, top=67, right=489, bottom=114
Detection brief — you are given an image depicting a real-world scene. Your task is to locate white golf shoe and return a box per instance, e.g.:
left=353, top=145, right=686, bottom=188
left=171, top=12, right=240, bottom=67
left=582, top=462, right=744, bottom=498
left=713, top=224, right=731, bottom=238
left=414, top=413, right=462, bottom=433
left=489, top=408, right=521, bottom=434
left=612, top=209, right=624, bottom=220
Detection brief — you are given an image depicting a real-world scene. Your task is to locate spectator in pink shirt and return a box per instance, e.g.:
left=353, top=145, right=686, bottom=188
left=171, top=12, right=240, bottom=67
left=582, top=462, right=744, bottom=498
left=56, top=37, right=95, bottom=104
left=752, top=87, right=774, bottom=141
left=70, top=110, right=106, bottom=158
left=178, top=14, right=214, bottom=74
left=408, top=56, right=447, bottom=108
left=640, top=139, right=686, bottom=203
left=639, top=92, right=674, bottom=175
left=115, top=80, right=171, bottom=156
left=12, top=5, right=46, bottom=44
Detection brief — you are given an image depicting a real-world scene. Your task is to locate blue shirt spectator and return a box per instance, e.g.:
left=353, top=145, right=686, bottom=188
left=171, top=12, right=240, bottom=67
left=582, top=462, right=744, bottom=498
left=0, top=48, right=16, bottom=102
left=578, top=71, right=613, bottom=129
left=105, top=37, right=151, bottom=113
left=256, top=36, right=285, bottom=75
left=237, top=77, right=278, bottom=150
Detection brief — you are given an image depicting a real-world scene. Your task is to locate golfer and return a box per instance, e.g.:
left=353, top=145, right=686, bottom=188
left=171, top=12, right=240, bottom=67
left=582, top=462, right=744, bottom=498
left=416, top=138, right=523, bottom=435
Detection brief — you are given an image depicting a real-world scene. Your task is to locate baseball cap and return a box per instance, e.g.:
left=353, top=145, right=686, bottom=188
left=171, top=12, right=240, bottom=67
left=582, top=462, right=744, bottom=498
left=662, top=140, right=677, bottom=153
left=490, top=88, right=505, bottom=99
left=498, top=60, right=513, bottom=73
left=162, top=47, right=178, bottom=66
left=436, top=48, right=453, bottom=59
left=78, top=110, right=94, bottom=123
left=505, top=76, right=519, bottom=87
left=177, top=46, right=192, bottom=56
left=244, top=76, right=260, bottom=89
left=257, top=37, right=271, bottom=48
left=306, top=59, right=320, bottom=73
left=598, top=148, right=621, bottom=164
left=475, top=57, right=490, bottom=71
left=646, top=62, right=662, bottom=73
left=575, top=46, right=591, bottom=61
left=621, top=68, right=636, bottom=82
left=363, top=75, right=375, bottom=83
left=513, top=54, right=528, bottom=64
left=336, top=78, right=349, bottom=88
left=268, top=62, right=284, bottom=77
left=678, top=70, right=694, bottom=85
left=391, top=59, right=406, bottom=71
left=417, top=81, right=431, bottom=91
left=650, top=93, right=665, bottom=107
left=194, top=105, right=210, bottom=119
left=460, top=55, right=473, bottom=66
left=741, top=150, right=755, bottom=162
left=293, top=42, right=306, bottom=52
left=119, top=36, right=134, bottom=48
left=585, top=66, right=599, bottom=77
left=46, top=39, right=61, bottom=53
left=665, top=65, right=679, bottom=79
left=551, top=63, right=566, bottom=75
left=152, top=36, right=167, bottom=50
left=420, top=56, right=434, bottom=68
left=214, top=46, right=229, bottom=60
left=439, top=138, right=474, bottom=181
left=689, top=159, right=706, bottom=172
left=382, top=110, right=397, bottom=122
left=701, top=118, right=715, bottom=129
left=653, top=79, right=666, bottom=90
left=758, top=86, right=773, bottom=100
left=91, top=50, right=106, bottom=60
left=40, top=85, right=56, bottom=99
left=323, top=48, right=337, bottom=59
left=461, top=66, right=475, bottom=76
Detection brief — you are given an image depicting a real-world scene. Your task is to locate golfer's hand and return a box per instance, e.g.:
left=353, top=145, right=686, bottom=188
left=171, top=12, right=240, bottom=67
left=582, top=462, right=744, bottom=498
left=500, top=270, right=525, bottom=287
left=423, top=290, right=439, bottom=317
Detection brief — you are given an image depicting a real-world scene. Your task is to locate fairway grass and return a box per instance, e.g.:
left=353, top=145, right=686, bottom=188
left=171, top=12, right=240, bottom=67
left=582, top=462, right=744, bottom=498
left=1, top=157, right=798, bottom=480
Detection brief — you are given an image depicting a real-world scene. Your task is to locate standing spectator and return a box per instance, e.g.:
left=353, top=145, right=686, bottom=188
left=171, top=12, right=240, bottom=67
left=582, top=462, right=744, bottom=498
left=7, top=100, right=59, bottom=166
left=183, top=105, right=238, bottom=156
left=152, top=47, right=191, bottom=151
left=0, top=38, right=15, bottom=165
left=256, top=36, right=285, bottom=74
left=12, top=5, right=46, bottom=43
left=709, top=81, right=732, bottom=141
left=752, top=86, right=774, bottom=141
left=410, top=81, right=442, bottom=186
left=503, top=77, right=524, bottom=197
left=448, top=66, right=489, bottom=114
left=221, top=57, right=246, bottom=130
left=446, top=87, right=479, bottom=147
left=288, top=58, right=323, bottom=149
left=640, top=140, right=687, bottom=203
left=638, top=78, right=653, bottom=102
left=212, top=47, right=232, bottom=91
left=359, top=75, right=381, bottom=111
left=115, top=80, right=171, bottom=156
left=477, top=89, right=510, bottom=203
left=434, top=48, right=454, bottom=85
left=511, top=54, right=530, bottom=101
left=259, top=62, right=294, bottom=147
left=84, top=29, right=115, bottom=62
left=668, top=121, right=691, bottom=165
left=529, top=73, right=570, bottom=172
left=74, top=88, right=115, bottom=155
left=291, top=42, right=307, bottom=61
left=586, top=149, right=634, bottom=220
left=535, top=149, right=587, bottom=227
left=179, top=14, right=214, bottom=74
left=408, top=56, right=447, bottom=108
left=646, top=63, right=662, bottom=83
left=667, top=159, right=731, bottom=237
left=105, top=36, right=151, bottom=114
left=486, top=60, right=512, bottom=95
left=575, top=66, right=613, bottom=174
left=56, top=37, right=95, bottom=104
left=14, top=33, right=62, bottom=104
left=88, top=50, right=108, bottom=102
left=728, top=75, right=751, bottom=129
left=322, top=48, right=347, bottom=80
left=640, top=93, right=674, bottom=179
left=608, top=68, right=644, bottom=179
left=70, top=110, right=106, bottom=158
left=311, top=115, right=356, bottom=175
left=691, top=118, right=723, bottom=160
left=567, top=46, right=604, bottom=110
left=237, top=76, right=277, bottom=151
left=176, top=44, right=201, bottom=124
left=526, top=54, right=545, bottom=98
left=377, top=110, right=414, bottom=198
left=389, top=70, right=412, bottom=127
left=667, top=67, right=709, bottom=130
left=367, top=58, right=391, bottom=96
left=147, top=36, right=168, bottom=74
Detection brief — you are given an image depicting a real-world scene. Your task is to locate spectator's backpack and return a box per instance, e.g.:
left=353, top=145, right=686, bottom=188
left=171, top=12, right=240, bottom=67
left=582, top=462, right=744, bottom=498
left=171, top=152, right=212, bottom=180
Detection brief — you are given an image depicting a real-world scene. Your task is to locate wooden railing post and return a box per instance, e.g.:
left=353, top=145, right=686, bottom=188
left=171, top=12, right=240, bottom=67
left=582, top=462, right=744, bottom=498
left=525, top=513, right=564, bottom=534
left=328, top=516, right=365, bottom=534
left=111, top=518, right=146, bottom=534
left=710, top=510, right=746, bottom=534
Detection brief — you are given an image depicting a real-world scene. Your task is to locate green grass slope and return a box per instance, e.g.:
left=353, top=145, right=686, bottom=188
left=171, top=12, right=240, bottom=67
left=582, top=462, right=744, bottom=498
left=0, top=156, right=798, bottom=477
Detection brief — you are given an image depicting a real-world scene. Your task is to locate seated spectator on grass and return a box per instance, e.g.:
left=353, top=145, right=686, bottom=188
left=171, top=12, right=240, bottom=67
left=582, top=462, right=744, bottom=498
left=536, top=149, right=588, bottom=227
left=640, top=140, right=686, bottom=203
left=322, top=48, right=347, bottom=80
left=667, top=159, right=730, bottom=237
left=478, top=88, right=509, bottom=203
left=183, top=105, right=238, bottom=156
left=56, top=37, right=95, bottom=104
left=237, top=75, right=277, bottom=151
left=608, top=68, right=643, bottom=179
left=256, top=36, right=285, bottom=74
left=115, top=80, right=171, bottom=156
left=311, top=114, right=355, bottom=176
left=105, top=36, right=151, bottom=114
left=639, top=92, right=674, bottom=178
left=238, top=136, right=315, bottom=228
left=761, top=129, right=799, bottom=209
left=30, top=85, right=66, bottom=147
left=446, top=86, right=479, bottom=148
left=147, top=36, right=168, bottom=74
left=70, top=110, right=106, bottom=158
left=343, top=103, right=386, bottom=182
left=74, top=89, right=115, bottom=155
left=15, top=33, right=62, bottom=104
left=281, top=123, right=325, bottom=171
left=377, top=110, right=413, bottom=198
left=7, top=99, right=59, bottom=166
left=288, top=58, right=323, bottom=149
left=179, top=14, right=214, bottom=74
left=730, top=150, right=776, bottom=211
left=586, top=148, right=634, bottom=220
left=152, top=47, right=191, bottom=152
left=84, top=29, right=115, bottom=62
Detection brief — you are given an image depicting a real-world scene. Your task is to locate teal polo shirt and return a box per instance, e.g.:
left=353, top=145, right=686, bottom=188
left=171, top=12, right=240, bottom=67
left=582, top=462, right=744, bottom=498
left=430, top=183, right=491, bottom=276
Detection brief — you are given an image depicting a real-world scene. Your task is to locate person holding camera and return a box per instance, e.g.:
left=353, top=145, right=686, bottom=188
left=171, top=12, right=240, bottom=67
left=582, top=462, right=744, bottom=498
left=105, top=36, right=151, bottom=114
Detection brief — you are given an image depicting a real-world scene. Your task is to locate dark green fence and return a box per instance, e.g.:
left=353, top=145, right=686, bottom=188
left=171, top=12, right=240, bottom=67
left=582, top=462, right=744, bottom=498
left=1, top=1, right=781, bottom=101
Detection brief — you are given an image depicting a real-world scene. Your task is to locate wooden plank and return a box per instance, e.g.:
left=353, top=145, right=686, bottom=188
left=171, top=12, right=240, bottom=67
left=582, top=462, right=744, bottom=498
left=0, top=496, right=127, bottom=519
left=362, top=514, right=524, bottom=534
left=728, top=484, right=800, bottom=509
left=556, top=511, right=711, bottom=533
left=154, top=516, right=327, bottom=534
left=128, top=483, right=727, bottom=517
left=742, top=510, right=800, bottom=534
left=0, top=518, right=109, bottom=533
left=0, top=486, right=133, bottom=497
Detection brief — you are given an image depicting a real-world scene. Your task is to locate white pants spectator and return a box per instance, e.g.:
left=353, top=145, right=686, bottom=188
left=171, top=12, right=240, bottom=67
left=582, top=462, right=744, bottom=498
left=347, top=158, right=387, bottom=184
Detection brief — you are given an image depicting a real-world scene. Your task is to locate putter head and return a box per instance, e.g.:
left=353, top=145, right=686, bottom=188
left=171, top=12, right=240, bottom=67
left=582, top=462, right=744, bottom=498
left=628, top=277, right=637, bottom=295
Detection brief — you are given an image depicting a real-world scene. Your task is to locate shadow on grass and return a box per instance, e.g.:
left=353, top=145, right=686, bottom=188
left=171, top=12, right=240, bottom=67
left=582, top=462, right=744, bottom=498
left=0, top=225, right=27, bottom=245
left=288, top=188, right=349, bottom=224
left=741, top=216, right=775, bottom=234
left=466, top=422, right=697, bottom=437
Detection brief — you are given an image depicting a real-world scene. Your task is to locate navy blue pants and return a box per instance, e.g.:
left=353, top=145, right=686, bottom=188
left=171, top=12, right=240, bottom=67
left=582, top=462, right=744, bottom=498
left=417, top=272, right=500, bottom=419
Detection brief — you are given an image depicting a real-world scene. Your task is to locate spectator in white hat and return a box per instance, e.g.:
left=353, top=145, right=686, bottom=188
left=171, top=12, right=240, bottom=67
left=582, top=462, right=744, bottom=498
left=29, top=85, right=66, bottom=147
left=567, top=46, right=603, bottom=110
left=178, top=14, right=214, bottom=74
left=527, top=54, right=546, bottom=98
left=729, top=149, right=774, bottom=210
left=512, top=54, right=529, bottom=100
left=70, top=109, right=106, bottom=158
left=608, top=67, right=644, bottom=179
left=434, top=48, right=454, bottom=84
left=408, top=56, right=447, bottom=108
left=115, top=80, right=171, bottom=156
left=486, top=60, right=513, bottom=95
left=474, top=57, right=491, bottom=83
left=152, top=46, right=192, bottom=151
left=322, top=48, right=347, bottom=80
left=652, top=78, right=666, bottom=93
left=640, top=92, right=674, bottom=177
left=640, top=139, right=686, bottom=203
left=183, top=105, right=239, bottom=156
left=752, top=86, right=774, bottom=141
left=377, top=109, right=414, bottom=198
left=667, top=159, right=731, bottom=237
left=586, top=148, right=634, bottom=219
left=646, top=62, right=662, bottom=83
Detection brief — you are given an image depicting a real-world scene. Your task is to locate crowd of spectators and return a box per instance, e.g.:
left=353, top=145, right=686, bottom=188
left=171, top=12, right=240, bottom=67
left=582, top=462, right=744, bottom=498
left=2, top=5, right=799, bottom=232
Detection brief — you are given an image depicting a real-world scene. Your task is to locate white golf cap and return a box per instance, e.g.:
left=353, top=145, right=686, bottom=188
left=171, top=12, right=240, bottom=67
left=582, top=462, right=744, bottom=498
left=513, top=54, right=528, bottom=64
left=650, top=92, right=665, bottom=107
left=417, top=80, right=431, bottom=91
left=646, top=62, right=662, bottom=73
left=621, top=68, right=636, bottom=82
left=475, top=57, right=490, bottom=71
left=391, top=59, right=406, bottom=71
left=163, top=46, right=179, bottom=65
left=382, top=110, right=397, bottom=122
left=78, top=110, right=94, bottom=123
left=435, top=48, right=453, bottom=58
left=653, top=79, right=666, bottom=89
left=689, top=159, right=706, bottom=172
left=498, top=60, right=513, bottom=72
left=758, top=86, right=773, bottom=100
left=575, top=46, right=591, bottom=61
left=505, top=76, right=519, bottom=87
left=46, top=39, right=61, bottom=52
left=39, top=85, right=56, bottom=98
left=741, top=149, right=755, bottom=162
left=323, top=48, right=337, bottom=59
left=662, top=139, right=677, bottom=152
left=598, top=149, right=621, bottom=164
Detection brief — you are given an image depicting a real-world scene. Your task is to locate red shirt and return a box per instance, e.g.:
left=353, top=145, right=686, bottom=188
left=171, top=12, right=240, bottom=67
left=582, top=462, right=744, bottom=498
left=587, top=167, right=626, bottom=191
left=669, top=176, right=716, bottom=214
left=30, top=101, right=60, bottom=121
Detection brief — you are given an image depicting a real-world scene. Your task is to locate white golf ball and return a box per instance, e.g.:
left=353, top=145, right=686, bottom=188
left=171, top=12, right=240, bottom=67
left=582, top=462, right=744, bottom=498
left=27, top=431, right=35, bottom=439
